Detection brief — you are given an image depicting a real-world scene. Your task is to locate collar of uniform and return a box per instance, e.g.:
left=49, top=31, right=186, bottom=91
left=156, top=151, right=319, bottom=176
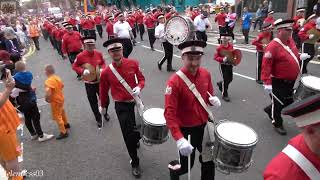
left=181, top=66, right=200, bottom=78
left=112, top=58, right=126, bottom=68
left=84, top=49, right=95, bottom=56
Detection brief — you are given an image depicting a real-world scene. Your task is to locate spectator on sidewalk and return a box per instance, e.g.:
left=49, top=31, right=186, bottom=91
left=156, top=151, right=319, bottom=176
left=226, top=7, right=237, bottom=43
left=194, top=11, right=211, bottom=42
left=241, top=7, right=252, bottom=44
left=215, top=8, right=227, bottom=35
left=253, top=4, right=263, bottom=31
left=261, top=1, right=269, bottom=21
left=28, top=20, right=40, bottom=50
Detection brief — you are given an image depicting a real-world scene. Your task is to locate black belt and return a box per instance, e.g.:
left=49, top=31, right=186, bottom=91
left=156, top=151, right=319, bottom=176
left=272, top=77, right=295, bottom=85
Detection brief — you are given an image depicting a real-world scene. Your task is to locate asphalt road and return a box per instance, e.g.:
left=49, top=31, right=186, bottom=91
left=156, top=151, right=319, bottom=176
left=1, top=30, right=319, bottom=180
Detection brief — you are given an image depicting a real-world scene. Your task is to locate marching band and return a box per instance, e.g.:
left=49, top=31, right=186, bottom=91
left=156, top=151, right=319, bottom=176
left=1, top=4, right=320, bottom=180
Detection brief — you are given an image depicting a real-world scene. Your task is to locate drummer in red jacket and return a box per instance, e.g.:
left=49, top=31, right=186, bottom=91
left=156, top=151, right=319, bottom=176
left=135, top=9, right=145, bottom=41
left=106, top=16, right=115, bottom=40
left=94, top=13, right=103, bottom=38
left=214, top=34, right=235, bottom=102
left=252, top=23, right=273, bottom=84
left=144, top=10, right=157, bottom=51
left=164, top=40, right=221, bottom=180
left=263, top=93, right=320, bottom=180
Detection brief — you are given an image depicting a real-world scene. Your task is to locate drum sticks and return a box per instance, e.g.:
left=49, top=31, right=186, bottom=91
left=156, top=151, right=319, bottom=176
left=188, top=135, right=191, bottom=180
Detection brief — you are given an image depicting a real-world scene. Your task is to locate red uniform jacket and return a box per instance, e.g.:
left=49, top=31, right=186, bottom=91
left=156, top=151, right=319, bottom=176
left=80, top=19, right=87, bottom=29
left=263, top=134, right=320, bottom=180
left=261, top=38, right=300, bottom=85
left=215, top=13, right=227, bottom=27
left=293, top=15, right=304, bottom=31
left=106, top=22, right=114, bottom=36
left=94, top=16, right=102, bottom=25
left=263, top=16, right=275, bottom=25
left=144, top=15, right=157, bottom=29
left=164, top=67, right=214, bottom=141
left=252, top=32, right=272, bottom=52
left=72, top=50, right=106, bottom=77
left=47, top=24, right=54, bottom=34
left=61, top=31, right=82, bottom=54
left=69, top=18, right=77, bottom=26
left=127, top=16, right=136, bottom=28
left=298, top=21, right=319, bottom=42
left=99, top=58, right=145, bottom=107
left=49, top=25, right=57, bottom=36
left=191, top=11, right=200, bottom=21
left=87, top=19, right=96, bottom=29
left=52, top=28, right=59, bottom=40
left=165, top=12, right=179, bottom=20
left=135, top=13, right=144, bottom=24
left=214, top=43, right=234, bottom=63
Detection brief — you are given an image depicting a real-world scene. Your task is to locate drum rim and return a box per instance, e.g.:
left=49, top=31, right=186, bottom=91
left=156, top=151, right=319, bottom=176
left=215, top=121, right=258, bottom=146
left=301, top=75, right=320, bottom=91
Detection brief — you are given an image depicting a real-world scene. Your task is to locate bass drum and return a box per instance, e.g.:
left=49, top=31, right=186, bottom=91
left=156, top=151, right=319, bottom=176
left=164, top=16, right=195, bottom=45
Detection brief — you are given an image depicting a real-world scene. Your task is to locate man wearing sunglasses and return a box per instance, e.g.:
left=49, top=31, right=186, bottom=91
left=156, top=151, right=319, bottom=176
left=261, top=19, right=310, bottom=135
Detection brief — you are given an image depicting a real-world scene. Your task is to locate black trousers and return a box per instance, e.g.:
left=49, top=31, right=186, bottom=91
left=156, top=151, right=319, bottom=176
left=67, top=51, right=81, bottom=65
left=89, top=29, right=96, bottom=40
left=115, top=102, right=140, bottom=167
left=121, top=38, right=133, bottom=58
left=196, top=31, right=208, bottom=42
left=85, top=83, right=102, bottom=123
left=256, top=51, right=263, bottom=81
left=293, top=30, right=302, bottom=50
left=147, top=28, right=156, bottom=48
left=302, top=43, right=315, bottom=74
left=169, top=124, right=215, bottom=180
left=253, top=17, right=263, bottom=30
left=132, top=27, right=137, bottom=39
left=78, top=24, right=82, bottom=34
left=83, top=29, right=89, bottom=37
left=56, top=40, right=63, bottom=56
left=96, top=25, right=103, bottom=38
left=42, top=29, right=49, bottom=40
left=49, top=35, right=55, bottom=49
left=138, top=24, right=145, bottom=40
left=31, top=36, right=40, bottom=50
left=219, top=26, right=227, bottom=34
left=159, top=41, right=173, bottom=69
left=226, top=26, right=235, bottom=40
left=22, top=102, right=43, bottom=137
left=242, top=29, right=250, bottom=44
left=219, top=64, right=233, bottom=97
left=264, top=78, right=294, bottom=128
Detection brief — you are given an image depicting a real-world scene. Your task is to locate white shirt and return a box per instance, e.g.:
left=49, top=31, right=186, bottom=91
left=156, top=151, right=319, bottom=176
left=113, top=21, right=132, bottom=38
left=155, top=23, right=166, bottom=42
left=194, top=15, right=210, bottom=32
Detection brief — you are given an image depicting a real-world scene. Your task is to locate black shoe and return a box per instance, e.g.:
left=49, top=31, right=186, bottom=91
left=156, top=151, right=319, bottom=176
left=64, top=123, right=71, bottom=129
left=264, top=107, right=272, bottom=121
left=217, top=82, right=222, bottom=92
left=157, top=61, right=162, bottom=71
left=256, top=80, right=263, bottom=84
left=222, top=95, right=230, bottom=102
left=104, top=114, right=110, bottom=122
left=274, top=126, right=287, bottom=135
left=56, top=132, right=68, bottom=140
left=167, top=68, right=176, bottom=72
left=151, top=47, right=155, bottom=51
left=136, top=141, right=140, bottom=149
left=97, top=121, right=102, bottom=128
left=132, top=166, right=142, bottom=178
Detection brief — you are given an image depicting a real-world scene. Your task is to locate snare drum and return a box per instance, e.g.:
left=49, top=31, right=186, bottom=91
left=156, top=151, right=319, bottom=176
left=164, top=16, right=195, bottom=45
left=294, top=75, right=320, bottom=101
left=142, top=108, right=169, bottom=144
left=213, top=121, right=258, bottom=173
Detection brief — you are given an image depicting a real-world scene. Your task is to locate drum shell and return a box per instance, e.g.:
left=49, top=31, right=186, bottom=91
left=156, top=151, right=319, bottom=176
left=213, top=124, right=258, bottom=173
left=165, top=16, right=195, bottom=45
left=294, top=75, right=320, bottom=101
left=142, top=119, right=169, bottom=144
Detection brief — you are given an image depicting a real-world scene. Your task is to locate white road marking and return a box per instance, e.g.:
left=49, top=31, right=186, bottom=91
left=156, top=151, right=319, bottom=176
left=140, top=45, right=257, bottom=81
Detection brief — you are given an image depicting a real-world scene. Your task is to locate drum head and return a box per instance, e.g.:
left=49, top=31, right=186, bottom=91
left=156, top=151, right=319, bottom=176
left=143, top=108, right=166, bottom=126
left=165, top=16, right=192, bottom=45
left=216, top=121, right=257, bottom=146
left=301, top=75, right=320, bottom=91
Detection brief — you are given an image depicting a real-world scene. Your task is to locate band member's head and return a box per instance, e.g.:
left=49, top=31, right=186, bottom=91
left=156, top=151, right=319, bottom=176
left=178, top=40, right=206, bottom=74
left=220, top=8, right=225, bottom=14
left=201, top=11, right=208, bottom=19
left=261, top=23, right=273, bottom=33
left=228, top=7, right=233, bottom=14
left=157, top=14, right=165, bottom=24
left=296, top=7, right=305, bottom=17
left=243, top=7, right=249, bottom=13
left=267, top=10, right=274, bottom=17
left=220, top=34, right=231, bottom=46
left=282, top=93, right=320, bottom=151
left=44, top=64, right=55, bottom=77
left=64, top=23, right=73, bottom=33
left=15, top=61, right=26, bottom=72
left=274, top=19, right=294, bottom=41
left=108, top=16, right=114, bottom=22
left=82, top=37, right=96, bottom=52
left=115, top=12, right=124, bottom=22
left=103, top=38, right=123, bottom=61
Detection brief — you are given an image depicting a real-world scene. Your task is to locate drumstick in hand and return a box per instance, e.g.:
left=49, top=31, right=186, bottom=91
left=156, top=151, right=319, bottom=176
left=207, top=91, right=213, bottom=97
left=188, top=135, right=191, bottom=180
left=135, top=74, right=138, bottom=85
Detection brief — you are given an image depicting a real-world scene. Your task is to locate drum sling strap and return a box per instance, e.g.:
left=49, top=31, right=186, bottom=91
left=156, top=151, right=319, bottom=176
left=109, top=64, right=144, bottom=116
left=282, top=144, right=320, bottom=179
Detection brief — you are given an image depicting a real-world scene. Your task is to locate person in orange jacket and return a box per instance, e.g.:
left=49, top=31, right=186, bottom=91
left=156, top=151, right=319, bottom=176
left=0, top=70, right=23, bottom=180
left=28, top=20, right=41, bottom=50
left=44, top=64, right=70, bottom=140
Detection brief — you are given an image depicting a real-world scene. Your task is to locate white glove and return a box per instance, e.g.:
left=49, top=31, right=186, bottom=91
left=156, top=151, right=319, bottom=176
left=300, top=53, right=311, bottom=61
left=309, top=34, right=314, bottom=39
left=99, top=106, right=106, bottom=115
left=176, top=138, right=194, bottom=156
left=132, top=86, right=141, bottom=96
left=209, top=96, right=221, bottom=107
left=264, top=85, right=272, bottom=94
left=223, top=56, right=228, bottom=62
left=83, top=69, right=90, bottom=76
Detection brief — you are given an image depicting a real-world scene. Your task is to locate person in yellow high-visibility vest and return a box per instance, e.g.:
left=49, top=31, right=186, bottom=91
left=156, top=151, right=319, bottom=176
left=28, top=20, right=41, bottom=50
